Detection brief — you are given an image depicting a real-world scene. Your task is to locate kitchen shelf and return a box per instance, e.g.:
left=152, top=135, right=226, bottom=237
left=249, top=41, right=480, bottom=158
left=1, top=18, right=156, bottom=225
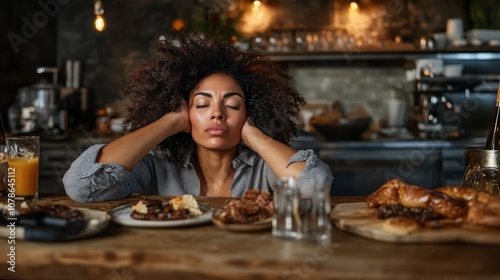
left=266, top=46, right=500, bottom=62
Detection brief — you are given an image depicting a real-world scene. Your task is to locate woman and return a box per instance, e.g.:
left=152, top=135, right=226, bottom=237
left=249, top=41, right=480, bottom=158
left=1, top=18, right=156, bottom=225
left=63, top=33, right=333, bottom=202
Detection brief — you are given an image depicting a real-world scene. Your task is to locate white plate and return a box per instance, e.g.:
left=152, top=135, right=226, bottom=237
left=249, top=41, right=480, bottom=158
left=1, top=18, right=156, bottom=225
left=110, top=203, right=213, bottom=228
left=71, top=207, right=111, bottom=239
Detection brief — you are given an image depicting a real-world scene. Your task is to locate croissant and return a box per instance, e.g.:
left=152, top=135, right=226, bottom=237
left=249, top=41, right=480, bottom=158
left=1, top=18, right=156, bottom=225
left=367, top=179, right=500, bottom=228
left=435, top=186, right=500, bottom=228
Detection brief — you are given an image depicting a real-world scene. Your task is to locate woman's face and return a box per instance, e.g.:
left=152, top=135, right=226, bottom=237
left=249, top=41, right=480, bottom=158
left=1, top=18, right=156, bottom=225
left=189, top=73, right=247, bottom=151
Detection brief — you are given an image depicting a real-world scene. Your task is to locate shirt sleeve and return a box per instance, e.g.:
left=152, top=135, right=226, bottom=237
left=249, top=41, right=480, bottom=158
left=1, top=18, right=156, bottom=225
left=287, top=149, right=334, bottom=195
left=62, top=144, right=154, bottom=202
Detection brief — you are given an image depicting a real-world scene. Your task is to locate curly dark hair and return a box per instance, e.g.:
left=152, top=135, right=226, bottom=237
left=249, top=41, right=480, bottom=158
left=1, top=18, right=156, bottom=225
left=121, top=32, right=306, bottom=165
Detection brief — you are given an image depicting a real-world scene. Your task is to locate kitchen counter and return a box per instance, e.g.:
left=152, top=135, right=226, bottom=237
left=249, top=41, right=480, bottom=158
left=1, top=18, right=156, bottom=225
left=1, top=194, right=499, bottom=280
left=291, top=132, right=484, bottom=196
left=291, top=131, right=486, bottom=150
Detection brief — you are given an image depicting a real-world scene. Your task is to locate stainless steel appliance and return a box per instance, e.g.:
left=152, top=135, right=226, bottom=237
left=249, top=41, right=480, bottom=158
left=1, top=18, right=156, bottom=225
left=413, top=75, right=500, bottom=140
left=7, top=65, right=90, bottom=137
left=8, top=67, right=68, bottom=136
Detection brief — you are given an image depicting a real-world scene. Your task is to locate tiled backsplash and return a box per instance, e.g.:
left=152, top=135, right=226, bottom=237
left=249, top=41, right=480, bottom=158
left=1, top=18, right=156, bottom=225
left=287, top=64, right=410, bottom=124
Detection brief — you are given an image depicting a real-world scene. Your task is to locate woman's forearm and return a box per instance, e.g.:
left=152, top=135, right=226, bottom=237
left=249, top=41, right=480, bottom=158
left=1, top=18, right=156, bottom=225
left=97, top=113, right=185, bottom=170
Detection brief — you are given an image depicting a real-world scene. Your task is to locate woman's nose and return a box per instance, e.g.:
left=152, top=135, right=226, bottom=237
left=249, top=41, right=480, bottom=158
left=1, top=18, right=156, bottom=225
left=210, top=108, right=225, bottom=120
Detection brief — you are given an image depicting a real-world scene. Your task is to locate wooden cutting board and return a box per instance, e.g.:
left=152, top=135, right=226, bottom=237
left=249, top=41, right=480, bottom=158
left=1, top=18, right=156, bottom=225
left=330, top=202, right=500, bottom=244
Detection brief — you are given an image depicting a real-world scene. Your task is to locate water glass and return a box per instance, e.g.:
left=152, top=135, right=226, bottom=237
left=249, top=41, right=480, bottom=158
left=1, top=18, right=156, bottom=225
left=272, top=176, right=302, bottom=240
left=272, top=176, right=332, bottom=243
left=301, top=185, right=332, bottom=243
left=462, top=148, right=500, bottom=195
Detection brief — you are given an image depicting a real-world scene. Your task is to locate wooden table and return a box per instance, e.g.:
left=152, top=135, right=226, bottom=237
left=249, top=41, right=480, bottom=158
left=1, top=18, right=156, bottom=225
left=1, top=194, right=499, bottom=280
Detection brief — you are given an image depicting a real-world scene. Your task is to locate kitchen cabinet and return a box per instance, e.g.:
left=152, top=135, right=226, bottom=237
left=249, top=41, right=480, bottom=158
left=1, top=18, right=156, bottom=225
left=39, top=131, right=115, bottom=193
left=292, top=137, right=481, bottom=196
left=321, top=147, right=441, bottom=196
left=39, top=143, right=71, bottom=193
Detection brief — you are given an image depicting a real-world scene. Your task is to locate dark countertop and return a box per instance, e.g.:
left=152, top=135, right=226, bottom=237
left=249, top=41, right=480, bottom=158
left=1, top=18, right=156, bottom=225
left=291, top=131, right=486, bottom=151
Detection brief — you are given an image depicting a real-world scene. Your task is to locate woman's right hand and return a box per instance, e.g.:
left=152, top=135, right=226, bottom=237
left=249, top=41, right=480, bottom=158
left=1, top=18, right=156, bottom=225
left=98, top=98, right=191, bottom=169
left=173, top=98, right=191, bottom=133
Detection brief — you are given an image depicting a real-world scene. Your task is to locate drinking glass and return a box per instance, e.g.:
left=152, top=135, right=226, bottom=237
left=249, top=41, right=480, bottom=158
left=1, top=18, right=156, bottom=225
left=294, top=30, right=307, bottom=51
left=272, top=176, right=302, bottom=240
left=6, top=136, right=40, bottom=200
left=305, top=31, right=320, bottom=52
left=280, top=30, right=294, bottom=52
left=0, top=144, right=7, bottom=196
left=462, top=148, right=500, bottom=195
left=299, top=184, right=332, bottom=243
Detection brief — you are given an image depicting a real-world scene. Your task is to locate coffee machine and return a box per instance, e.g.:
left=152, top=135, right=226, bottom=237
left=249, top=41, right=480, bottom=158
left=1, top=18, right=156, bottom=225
left=413, top=75, right=499, bottom=140
left=8, top=67, right=68, bottom=136
left=8, top=64, right=90, bottom=137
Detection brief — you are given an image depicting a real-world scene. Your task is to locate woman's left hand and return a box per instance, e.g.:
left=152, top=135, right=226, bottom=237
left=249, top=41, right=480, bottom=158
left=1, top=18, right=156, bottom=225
left=240, top=120, right=305, bottom=178
left=240, top=120, right=262, bottom=149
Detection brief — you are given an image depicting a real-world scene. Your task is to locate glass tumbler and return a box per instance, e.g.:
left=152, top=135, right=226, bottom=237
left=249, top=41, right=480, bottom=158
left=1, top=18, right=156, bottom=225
left=0, top=144, right=7, bottom=196
left=462, top=148, right=500, bottom=195
left=6, top=136, right=40, bottom=200
left=272, top=176, right=302, bottom=240
left=299, top=184, right=332, bottom=243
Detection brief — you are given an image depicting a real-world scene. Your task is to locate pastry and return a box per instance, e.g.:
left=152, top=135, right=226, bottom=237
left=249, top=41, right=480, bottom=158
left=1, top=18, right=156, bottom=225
left=130, top=195, right=202, bottom=221
left=213, top=190, right=273, bottom=224
left=367, top=179, right=500, bottom=229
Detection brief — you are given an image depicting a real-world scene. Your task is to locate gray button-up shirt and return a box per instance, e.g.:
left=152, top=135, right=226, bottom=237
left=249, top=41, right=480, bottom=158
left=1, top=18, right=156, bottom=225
left=63, top=144, right=333, bottom=202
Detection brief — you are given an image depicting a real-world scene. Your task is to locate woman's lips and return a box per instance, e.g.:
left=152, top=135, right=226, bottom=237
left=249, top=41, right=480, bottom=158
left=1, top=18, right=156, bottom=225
left=205, top=124, right=228, bottom=135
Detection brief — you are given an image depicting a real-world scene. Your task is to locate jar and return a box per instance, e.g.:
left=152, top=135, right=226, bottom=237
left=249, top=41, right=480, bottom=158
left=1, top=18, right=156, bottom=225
left=462, top=148, right=500, bottom=195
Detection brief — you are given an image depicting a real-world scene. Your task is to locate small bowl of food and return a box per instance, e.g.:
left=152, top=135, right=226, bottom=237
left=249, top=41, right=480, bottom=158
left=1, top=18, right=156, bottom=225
left=212, top=190, right=273, bottom=232
left=307, top=100, right=372, bottom=141
left=311, top=117, right=372, bottom=141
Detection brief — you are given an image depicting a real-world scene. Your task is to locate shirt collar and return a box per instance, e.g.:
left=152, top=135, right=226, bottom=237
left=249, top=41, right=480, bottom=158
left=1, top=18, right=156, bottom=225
left=183, top=144, right=256, bottom=169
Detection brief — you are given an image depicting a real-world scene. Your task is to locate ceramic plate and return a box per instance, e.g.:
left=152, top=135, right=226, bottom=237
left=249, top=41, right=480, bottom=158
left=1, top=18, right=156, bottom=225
left=71, top=207, right=111, bottom=239
left=212, top=217, right=273, bottom=232
left=110, top=203, right=213, bottom=228
left=0, top=207, right=110, bottom=242
left=212, top=218, right=273, bottom=232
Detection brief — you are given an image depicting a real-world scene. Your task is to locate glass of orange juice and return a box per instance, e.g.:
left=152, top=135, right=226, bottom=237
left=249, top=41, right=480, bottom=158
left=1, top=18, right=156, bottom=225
left=6, top=136, right=40, bottom=200
left=0, top=144, right=7, bottom=196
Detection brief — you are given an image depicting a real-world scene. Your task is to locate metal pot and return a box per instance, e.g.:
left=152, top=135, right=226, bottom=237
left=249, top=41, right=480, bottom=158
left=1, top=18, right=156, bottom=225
left=8, top=67, right=67, bottom=135
left=16, top=79, right=59, bottom=109
left=19, top=66, right=60, bottom=109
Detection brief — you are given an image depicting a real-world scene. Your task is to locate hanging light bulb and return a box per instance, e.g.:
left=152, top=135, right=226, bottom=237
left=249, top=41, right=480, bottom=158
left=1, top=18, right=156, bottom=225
left=94, top=0, right=106, bottom=32
left=349, top=1, right=360, bottom=13
left=252, top=0, right=262, bottom=12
